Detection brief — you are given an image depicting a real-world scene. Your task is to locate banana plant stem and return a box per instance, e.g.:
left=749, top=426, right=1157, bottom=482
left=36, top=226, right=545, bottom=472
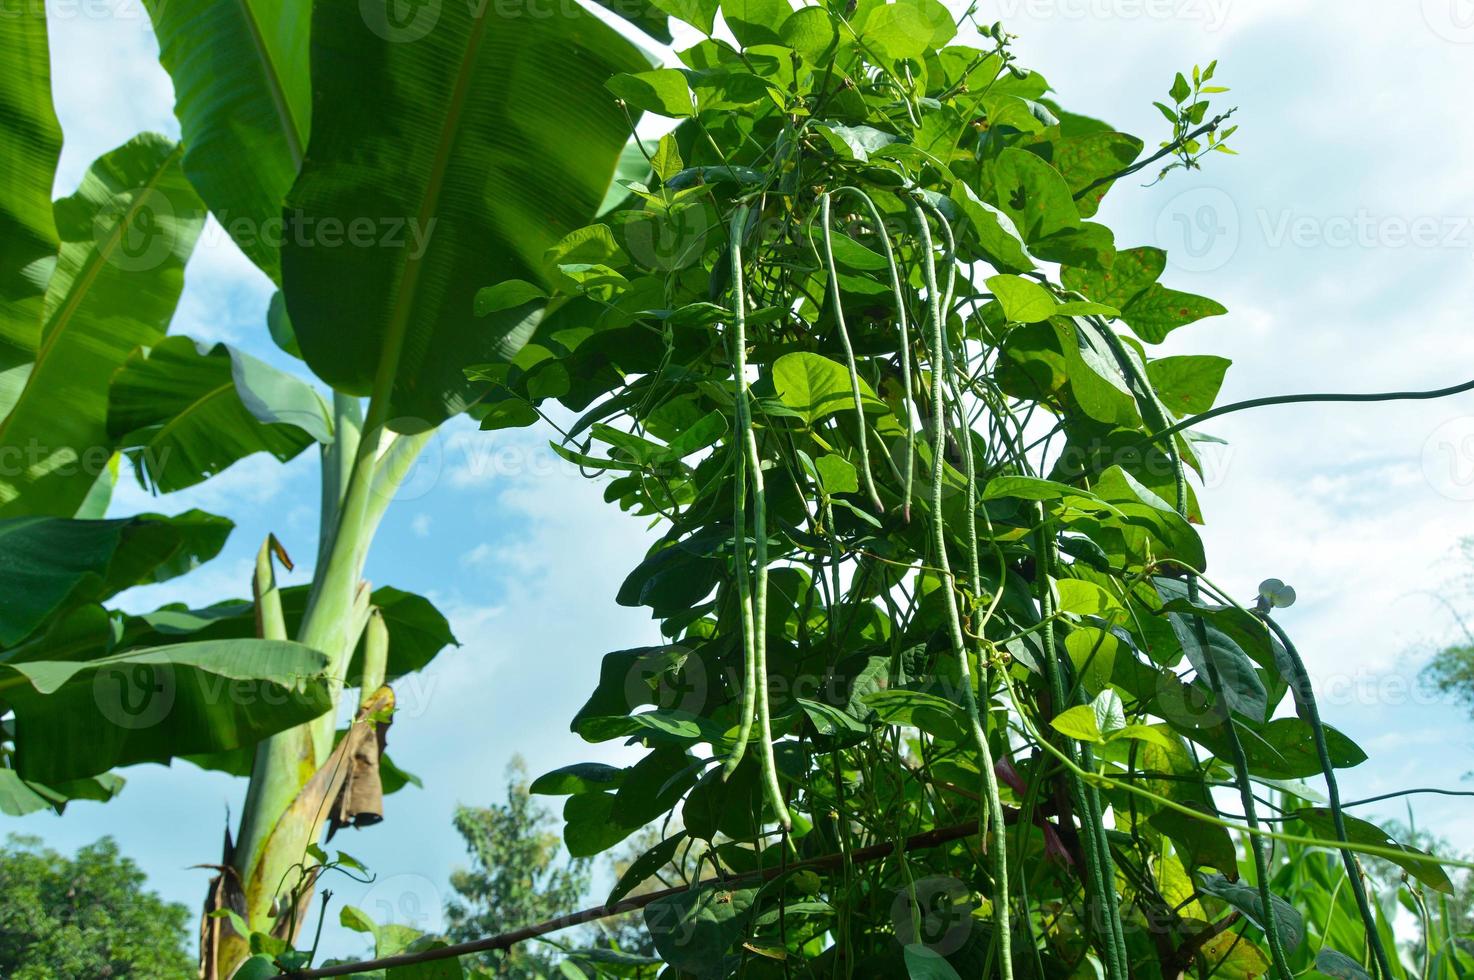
left=224, top=387, right=429, bottom=973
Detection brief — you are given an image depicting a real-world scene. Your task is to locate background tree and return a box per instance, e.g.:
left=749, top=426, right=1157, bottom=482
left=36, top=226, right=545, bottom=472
left=445, top=757, right=592, bottom=978
left=1371, top=822, right=1474, bottom=964
left=0, top=834, right=193, bottom=979
left=1422, top=538, right=1474, bottom=730
left=1424, top=643, right=1474, bottom=721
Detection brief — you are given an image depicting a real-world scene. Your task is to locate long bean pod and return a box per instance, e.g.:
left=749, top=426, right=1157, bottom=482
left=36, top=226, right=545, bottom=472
left=909, top=198, right=1013, bottom=977
left=819, top=191, right=884, bottom=514
left=1262, top=613, right=1395, bottom=980
left=723, top=206, right=759, bottom=780
left=829, top=186, right=917, bottom=518
left=725, top=205, right=791, bottom=828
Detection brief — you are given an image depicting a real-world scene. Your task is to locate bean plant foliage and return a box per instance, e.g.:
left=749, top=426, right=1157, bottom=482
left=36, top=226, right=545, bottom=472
left=0, top=0, right=1469, bottom=978
left=486, top=9, right=1461, bottom=980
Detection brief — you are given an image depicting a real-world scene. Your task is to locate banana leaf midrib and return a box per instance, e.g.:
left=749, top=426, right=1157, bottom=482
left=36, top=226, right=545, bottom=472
left=369, top=6, right=493, bottom=413
left=228, top=0, right=305, bottom=166
left=128, top=378, right=234, bottom=457
left=0, top=144, right=184, bottom=447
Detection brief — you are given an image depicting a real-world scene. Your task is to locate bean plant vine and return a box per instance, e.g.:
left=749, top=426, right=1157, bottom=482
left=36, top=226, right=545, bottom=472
left=458, top=5, right=1474, bottom=979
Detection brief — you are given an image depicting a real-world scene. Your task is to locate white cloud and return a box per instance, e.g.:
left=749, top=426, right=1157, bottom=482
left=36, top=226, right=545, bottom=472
left=48, top=1, right=177, bottom=190
left=169, top=218, right=277, bottom=346
left=109, top=448, right=317, bottom=524
left=411, top=512, right=433, bottom=538
left=458, top=542, right=494, bottom=568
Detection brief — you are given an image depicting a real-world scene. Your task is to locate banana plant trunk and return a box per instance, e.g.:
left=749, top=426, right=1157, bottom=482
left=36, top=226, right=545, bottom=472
left=203, top=395, right=426, bottom=978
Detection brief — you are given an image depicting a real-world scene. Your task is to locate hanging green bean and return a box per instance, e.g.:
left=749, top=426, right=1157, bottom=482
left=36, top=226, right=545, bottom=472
left=723, top=204, right=791, bottom=830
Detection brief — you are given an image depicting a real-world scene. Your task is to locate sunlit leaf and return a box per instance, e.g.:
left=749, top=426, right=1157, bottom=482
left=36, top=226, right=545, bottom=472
left=0, top=5, right=62, bottom=385
left=108, top=336, right=331, bottom=492
left=142, top=0, right=309, bottom=281
left=0, top=135, right=205, bottom=518
left=283, top=0, right=648, bottom=427
left=3, top=639, right=333, bottom=782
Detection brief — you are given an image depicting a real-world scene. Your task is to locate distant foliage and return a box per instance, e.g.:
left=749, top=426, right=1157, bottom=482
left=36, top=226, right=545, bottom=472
left=1425, top=642, right=1474, bottom=719
left=445, top=758, right=592, bottom=977
left=0, top=834, right=193, bottom=979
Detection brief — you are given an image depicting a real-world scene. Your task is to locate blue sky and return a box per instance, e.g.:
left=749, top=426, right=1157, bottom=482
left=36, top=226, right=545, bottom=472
left=8, top=0, right=1474, bottom=961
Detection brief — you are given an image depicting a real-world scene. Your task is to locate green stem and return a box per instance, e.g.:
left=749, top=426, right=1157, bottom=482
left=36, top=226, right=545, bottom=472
left=1261, top=614, right=1395, bottom=980
left=1076, top=740, right=1129, bottom=977
left=231, top=428, right=378, bottom=926
left=998, top=669, right=1474, bottom=867
left=232, top=535, right=293, bottom=925
left=829, top=186, right=915, bottom=517
left=1410, top=885, right=1433, bottom=980
left=311, top=392, right=363, bottom=577
left=990, top=328, right=1128, bottom=977
left=299, top=431, right=382, bottom=758
left=1088, top=315, right=1293, bottom=979
left=363, top=429, right=434, bottom=542
left=1062, top=374, right=1474, bottom=475
left=818, top=191, right=883, bottom=514
left=909, top=198, right=1012, bottom=977
left=1034, top=522, right=1127, bottom=980
left=225, top=388, right=429, bottom=966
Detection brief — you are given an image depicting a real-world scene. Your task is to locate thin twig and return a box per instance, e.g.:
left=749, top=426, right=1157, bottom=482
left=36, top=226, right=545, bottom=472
left=286, top=820, right=1002, bottom=978
left=1072, top=108, right=1237, bottom=202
